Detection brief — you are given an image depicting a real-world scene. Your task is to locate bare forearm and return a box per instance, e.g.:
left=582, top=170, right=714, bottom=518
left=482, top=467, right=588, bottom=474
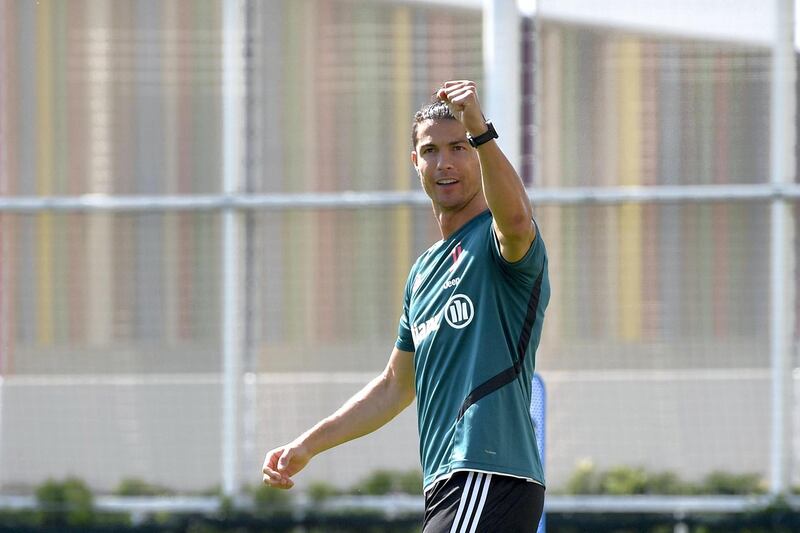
left=438, top=78, right=532, bottom=239
left=263, top=348, right=415, bottom=489
left=297, top=372, right=413, bottom=458
left=473, top=138, right=533, bottom=236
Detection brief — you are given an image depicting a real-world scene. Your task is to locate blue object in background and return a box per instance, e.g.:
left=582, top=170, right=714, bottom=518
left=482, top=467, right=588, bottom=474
left=530, top=374, right=546, bottom=533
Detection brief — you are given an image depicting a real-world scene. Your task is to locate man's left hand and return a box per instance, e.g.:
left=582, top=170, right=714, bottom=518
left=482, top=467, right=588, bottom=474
left=436, top=80, right=487, bottom=136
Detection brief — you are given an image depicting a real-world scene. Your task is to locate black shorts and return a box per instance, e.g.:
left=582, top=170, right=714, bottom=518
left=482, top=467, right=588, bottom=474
left=422, top=470, right=545, bottom=533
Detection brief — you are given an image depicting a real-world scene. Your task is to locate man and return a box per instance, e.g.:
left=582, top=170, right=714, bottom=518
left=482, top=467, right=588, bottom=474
left=263, top=80, right=549, bottom=532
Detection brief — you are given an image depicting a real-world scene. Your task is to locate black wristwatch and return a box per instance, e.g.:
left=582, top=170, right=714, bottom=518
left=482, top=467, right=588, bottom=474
left=467, top=121, right=498, bottom=148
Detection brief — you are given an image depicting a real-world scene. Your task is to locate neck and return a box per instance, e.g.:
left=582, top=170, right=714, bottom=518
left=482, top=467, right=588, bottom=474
left=433, top=195, right=488, bottom=240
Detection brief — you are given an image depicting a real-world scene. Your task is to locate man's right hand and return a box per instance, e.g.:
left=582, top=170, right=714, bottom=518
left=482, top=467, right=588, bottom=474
left=260, top=347, right=415, bottom=490
left=262, top=441, right=312, bottom=489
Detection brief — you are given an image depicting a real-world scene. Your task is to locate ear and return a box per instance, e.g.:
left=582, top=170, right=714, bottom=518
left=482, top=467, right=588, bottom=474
left=411, top=150, right=418, bottom=170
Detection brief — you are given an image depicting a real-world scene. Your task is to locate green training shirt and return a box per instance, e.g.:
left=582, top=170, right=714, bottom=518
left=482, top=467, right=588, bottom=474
left=396, top=210, right=550, bottom=490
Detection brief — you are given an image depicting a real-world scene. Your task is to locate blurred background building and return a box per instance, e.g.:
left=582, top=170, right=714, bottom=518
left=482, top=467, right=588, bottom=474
left=0, top=0, right=796, bottom=500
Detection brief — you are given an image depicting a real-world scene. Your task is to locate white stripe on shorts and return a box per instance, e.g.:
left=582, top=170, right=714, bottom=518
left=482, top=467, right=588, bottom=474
left=447, top=472, right=493, bottom=533
left=466, top=474, right=492, bottom=533
left=448, top=472, right=476, bottom=533
left=458, top=473, right=486, bottom=533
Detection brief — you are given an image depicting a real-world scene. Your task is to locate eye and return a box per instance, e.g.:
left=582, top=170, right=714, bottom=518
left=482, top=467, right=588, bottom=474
left=453, top=144, right=466, bottom=151
left=421, top=146, right=435, bottom=154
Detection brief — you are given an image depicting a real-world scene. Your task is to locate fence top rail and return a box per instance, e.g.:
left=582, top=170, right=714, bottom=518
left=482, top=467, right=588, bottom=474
left=0, top=494, right=789, bottom=514
left=545, top=494, right=776, bottom=514
left=0, top=368, right=771, bottom=387
left=0, top=184, right=797, bottom=212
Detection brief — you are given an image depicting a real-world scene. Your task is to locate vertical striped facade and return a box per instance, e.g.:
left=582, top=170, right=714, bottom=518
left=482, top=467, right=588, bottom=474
left=0, top=0, right=482, bottom=375
left=0, top=1, right=791, bottom=493
left=536, top=23, right=773, bottom=357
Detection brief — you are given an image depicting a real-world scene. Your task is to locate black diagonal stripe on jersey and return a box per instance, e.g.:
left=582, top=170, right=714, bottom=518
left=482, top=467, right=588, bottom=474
left=456, top=263, right=545, bottom=421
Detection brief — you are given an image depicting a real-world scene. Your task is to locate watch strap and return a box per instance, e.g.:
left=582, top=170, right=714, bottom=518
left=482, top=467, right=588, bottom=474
left=467, top=121, right=498, bottom=148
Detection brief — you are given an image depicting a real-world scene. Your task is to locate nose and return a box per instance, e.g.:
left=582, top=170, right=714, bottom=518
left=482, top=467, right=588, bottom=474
left=436, top=152, right=455, bottom=170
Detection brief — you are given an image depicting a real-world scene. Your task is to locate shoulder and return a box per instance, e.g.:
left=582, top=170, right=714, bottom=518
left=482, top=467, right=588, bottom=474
left=415, top=238, right=449, bottom=268
left=403, top=242, right=440, bottom=293
left=486, top=217, right=547, bottom=284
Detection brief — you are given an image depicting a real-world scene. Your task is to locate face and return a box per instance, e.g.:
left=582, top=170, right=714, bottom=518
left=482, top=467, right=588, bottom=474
left=412, top=119, right=482, bottom=212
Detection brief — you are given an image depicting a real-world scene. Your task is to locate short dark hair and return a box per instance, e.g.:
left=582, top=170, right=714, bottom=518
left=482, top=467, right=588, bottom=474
left=411, top=99, right=457, bottom=149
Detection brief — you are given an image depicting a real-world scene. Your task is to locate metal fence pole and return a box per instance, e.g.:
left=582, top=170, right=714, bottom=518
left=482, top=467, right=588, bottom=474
left=222, top=0, right=245, bottom=498
left=483, top=0, right=521, bottom=171
left=769, top=0, right=796, bottom=496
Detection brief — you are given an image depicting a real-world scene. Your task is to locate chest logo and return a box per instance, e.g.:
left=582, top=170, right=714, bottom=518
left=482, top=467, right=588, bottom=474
left=443, top=276, right=461, bottom=289
left=444, top=294, right=475, bottom=329
left=450, top=243, right=465, bottom=271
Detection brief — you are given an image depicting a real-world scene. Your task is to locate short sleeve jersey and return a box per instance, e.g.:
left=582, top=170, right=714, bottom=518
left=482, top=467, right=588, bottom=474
left=396, top=210, right=550, bottom=490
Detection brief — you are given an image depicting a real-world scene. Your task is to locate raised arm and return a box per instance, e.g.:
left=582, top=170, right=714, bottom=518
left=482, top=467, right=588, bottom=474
left=437, top=80, right=535, bottom=262
left=262, top=346, right=415, bottom=489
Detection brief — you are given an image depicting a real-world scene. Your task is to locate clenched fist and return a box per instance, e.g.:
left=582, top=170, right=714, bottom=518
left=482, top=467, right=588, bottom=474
left=436, top=80, right=487, bottom=136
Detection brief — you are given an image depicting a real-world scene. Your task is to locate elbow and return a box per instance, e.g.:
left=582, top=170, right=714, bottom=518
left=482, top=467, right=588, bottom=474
left=381, top=370, right=415, bottom=412
left=390, top=374, right=416, bottom=410
left=399, top=383, right=416, bottom=409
